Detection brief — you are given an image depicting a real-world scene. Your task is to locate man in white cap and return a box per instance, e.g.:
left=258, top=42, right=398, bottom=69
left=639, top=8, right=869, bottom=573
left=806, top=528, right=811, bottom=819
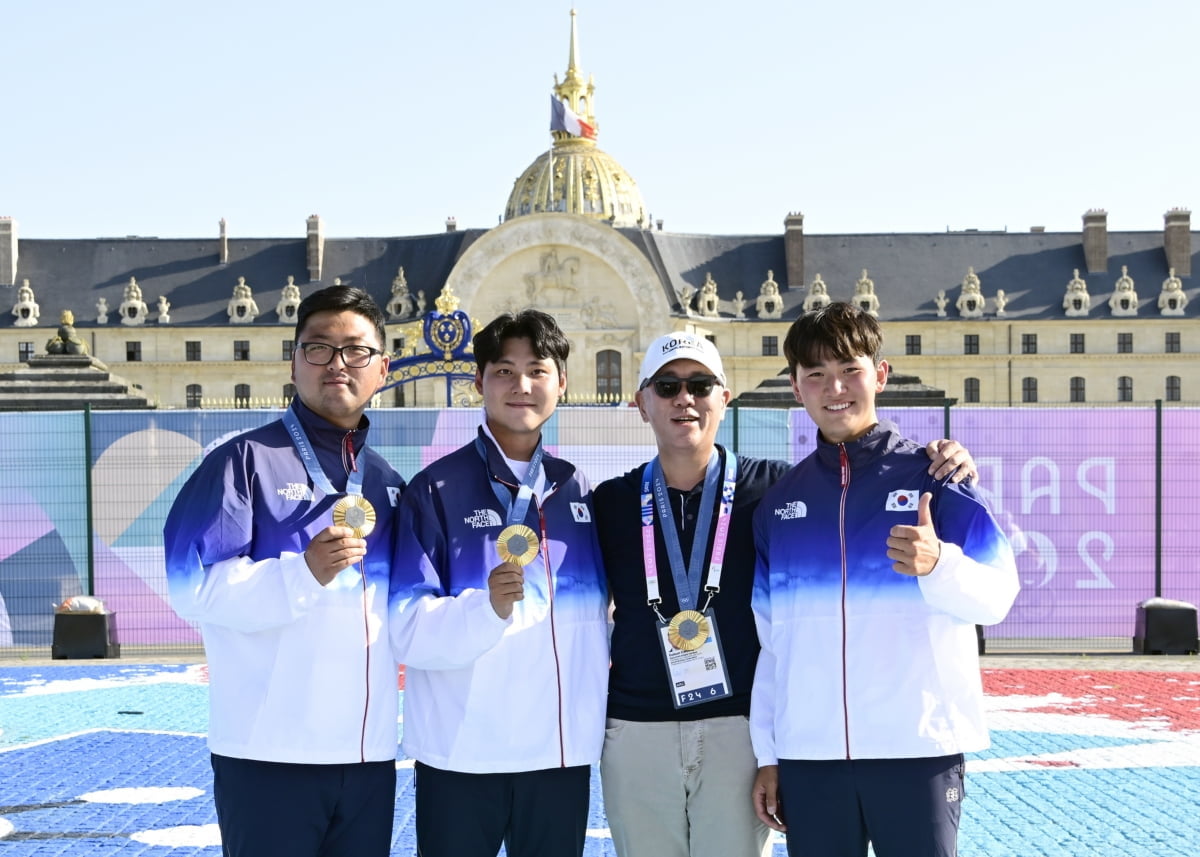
left=593, top=331, right=976, bottom=857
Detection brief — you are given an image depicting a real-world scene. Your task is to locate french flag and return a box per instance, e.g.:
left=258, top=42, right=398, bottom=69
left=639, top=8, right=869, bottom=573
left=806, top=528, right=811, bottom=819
left=550, top=95, right=596, bottom=139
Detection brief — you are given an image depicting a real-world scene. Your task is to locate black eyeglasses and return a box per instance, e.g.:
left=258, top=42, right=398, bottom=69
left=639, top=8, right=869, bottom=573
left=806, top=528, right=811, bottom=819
left=298, top=342, right=383, bottom=368
left=644, top=375, right=720, bottom=399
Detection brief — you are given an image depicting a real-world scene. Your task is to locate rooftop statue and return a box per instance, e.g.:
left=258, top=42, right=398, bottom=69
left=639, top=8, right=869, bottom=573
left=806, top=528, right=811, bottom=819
left=11, top=279, right=39, bottom=327
left=1157, top=268, right=1188, bottom=316
left=227, top=276, right=260, bottom=324
left=276, top=275, right=302, bottom=322
left=119, top=277, right=148, bottom=326
left=803, top=273, right=831, bottom=313
left=855, top=269, right=880, bottom=317
left=387, top=267, right=416, bottom=320
left=756, top=270, right=783, bottom=319
left=1108, top=265, right=1139, bottom=316
left=1063, top=268, right=1091, bottom=316
left=697, top=272, right=721, bottom=318
left=956, top=267, right=984, bottom=318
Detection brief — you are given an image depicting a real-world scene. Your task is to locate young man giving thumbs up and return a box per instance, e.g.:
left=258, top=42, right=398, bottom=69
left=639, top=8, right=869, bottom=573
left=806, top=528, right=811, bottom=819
left=749, top=302, right=1019, bottom=857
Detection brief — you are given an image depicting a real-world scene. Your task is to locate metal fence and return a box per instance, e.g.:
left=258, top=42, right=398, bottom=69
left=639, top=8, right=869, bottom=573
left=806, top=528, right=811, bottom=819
left=1, top=402, right=1198, bottom=658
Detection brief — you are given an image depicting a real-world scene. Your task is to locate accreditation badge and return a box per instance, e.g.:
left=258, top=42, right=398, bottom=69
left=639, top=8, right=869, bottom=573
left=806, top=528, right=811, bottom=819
left=657, top=608, right=732, bottom=709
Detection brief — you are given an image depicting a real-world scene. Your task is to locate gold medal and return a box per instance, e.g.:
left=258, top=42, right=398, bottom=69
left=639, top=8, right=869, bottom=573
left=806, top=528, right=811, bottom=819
left=666, top=610, right=710, bottom=652
left=332, top=495, right=376, bottom=538
left=497, top=524, right=540, bottom=567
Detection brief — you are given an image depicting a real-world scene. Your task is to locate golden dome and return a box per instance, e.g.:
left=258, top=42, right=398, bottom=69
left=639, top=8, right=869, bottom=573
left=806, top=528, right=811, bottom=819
left=503, top=10, right=649, bottom=229
left=505, top=140, right=649, bottom=228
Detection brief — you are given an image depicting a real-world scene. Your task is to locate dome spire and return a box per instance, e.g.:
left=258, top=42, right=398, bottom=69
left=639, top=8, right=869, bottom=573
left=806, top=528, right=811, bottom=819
left=567, top=8, right=581, bottom=80
left=553, top=9, right=596, bottom=143
left=504, top=9, right=648, bottom=227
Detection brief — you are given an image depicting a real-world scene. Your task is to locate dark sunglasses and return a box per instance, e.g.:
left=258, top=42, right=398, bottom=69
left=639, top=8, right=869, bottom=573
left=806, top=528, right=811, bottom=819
left=645, top=375, right=720, bottom=399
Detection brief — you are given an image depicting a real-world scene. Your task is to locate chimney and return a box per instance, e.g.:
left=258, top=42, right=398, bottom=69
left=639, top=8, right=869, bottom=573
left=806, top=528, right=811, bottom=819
left=1082, top=209, right=1108, bottom=274
left=306, top=214, right=324, bottom=282
left=445, top=216, right=457, bottom=233
left=219, top=218, right=229, bottom=265
left=1164, top=208, right=1192, bottom=277
left=783, top=211, right=804, bottom=290
left=0, top=217, right=15, bottom=286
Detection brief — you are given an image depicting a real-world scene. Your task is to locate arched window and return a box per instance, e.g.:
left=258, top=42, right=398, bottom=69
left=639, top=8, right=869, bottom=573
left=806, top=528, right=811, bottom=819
left=235, top=383, right=251, bottom=409
left=1021, top=377, right=1038, bottom=403
left=186, top=384, right=202, bottom=409
left=597, top=350, right=621, bottom=402
left=1117, top=376, right=1133, bottom=402
left=1069, top=377, right=1086, bottom=403
left=1166, top=376, right=1182, bottom=402
left=963, top=377, right=980, bottom=403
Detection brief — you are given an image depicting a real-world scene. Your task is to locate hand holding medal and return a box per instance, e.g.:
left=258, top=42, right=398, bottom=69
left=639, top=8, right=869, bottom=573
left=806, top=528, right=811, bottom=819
left=489, top=524, right=537, bottom=620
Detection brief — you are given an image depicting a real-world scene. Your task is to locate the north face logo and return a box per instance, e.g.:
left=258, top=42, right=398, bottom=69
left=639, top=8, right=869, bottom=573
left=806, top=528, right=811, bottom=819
left=465, top=509, right=503, bottom=528
left=774, top=500, right=807, bottom=520
left=278, top=483, right=314, bottom=502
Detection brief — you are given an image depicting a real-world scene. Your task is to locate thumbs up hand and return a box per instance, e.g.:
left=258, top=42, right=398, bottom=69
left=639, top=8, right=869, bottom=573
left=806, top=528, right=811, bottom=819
left=886, top=492, right=941, bottom=577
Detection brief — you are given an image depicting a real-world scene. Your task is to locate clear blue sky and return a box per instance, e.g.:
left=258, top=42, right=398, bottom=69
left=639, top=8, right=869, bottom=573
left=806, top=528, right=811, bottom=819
left=7, top=0, right=1198, bottom=239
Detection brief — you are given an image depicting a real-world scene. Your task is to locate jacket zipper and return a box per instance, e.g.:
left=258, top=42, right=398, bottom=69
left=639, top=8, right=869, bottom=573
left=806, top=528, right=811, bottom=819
left=538, top=495, right=567, bottom=768
left=838, top=444, right=851, bottom=760
left=496, top=472, right=568, bottom=767
left=343, top=429, right=371, bottom=764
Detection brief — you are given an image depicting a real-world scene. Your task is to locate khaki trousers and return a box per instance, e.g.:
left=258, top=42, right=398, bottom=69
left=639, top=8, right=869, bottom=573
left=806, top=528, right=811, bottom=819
left=600, top=715, right=772, bottom=857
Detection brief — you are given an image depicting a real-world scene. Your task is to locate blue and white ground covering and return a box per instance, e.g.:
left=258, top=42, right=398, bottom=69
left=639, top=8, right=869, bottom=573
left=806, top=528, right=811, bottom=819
left=1, top=663, right=1198, bottom=855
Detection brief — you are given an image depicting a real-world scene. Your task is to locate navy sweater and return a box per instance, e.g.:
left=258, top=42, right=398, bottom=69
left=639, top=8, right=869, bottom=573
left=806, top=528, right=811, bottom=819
left=595, top=451, right=789, bottom=721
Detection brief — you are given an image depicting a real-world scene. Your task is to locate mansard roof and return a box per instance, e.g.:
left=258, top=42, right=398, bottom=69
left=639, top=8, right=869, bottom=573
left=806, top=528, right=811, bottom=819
left=8, top=231, right=480, bottom=327
left=5, top=223, right=1196, bottom=329
left=626, top=228, right=1196, bottom=321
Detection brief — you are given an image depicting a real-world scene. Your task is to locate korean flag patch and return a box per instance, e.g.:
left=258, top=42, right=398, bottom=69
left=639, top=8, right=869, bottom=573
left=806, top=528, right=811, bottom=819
left=885, top=490, right=919, bottom=512
left=570, top=501, right=592, bottom=523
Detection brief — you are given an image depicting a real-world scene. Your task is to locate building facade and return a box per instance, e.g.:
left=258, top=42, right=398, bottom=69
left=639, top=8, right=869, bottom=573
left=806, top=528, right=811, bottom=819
left=1, top=16, right=1195, bottom=409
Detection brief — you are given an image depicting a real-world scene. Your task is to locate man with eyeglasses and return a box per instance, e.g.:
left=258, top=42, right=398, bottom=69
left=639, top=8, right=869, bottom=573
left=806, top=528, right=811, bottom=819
left=164, top=285, right=405, bottom=857
left=593, top=332, right=977, bottom=857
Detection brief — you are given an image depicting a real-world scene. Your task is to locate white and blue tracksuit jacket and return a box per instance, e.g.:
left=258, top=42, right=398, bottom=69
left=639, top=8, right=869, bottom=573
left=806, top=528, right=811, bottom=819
left=750, top=420, right=1018, bottom=764
left=163, top=400, right=404, bottom=765
left=389, top=427, right=609, bottom=774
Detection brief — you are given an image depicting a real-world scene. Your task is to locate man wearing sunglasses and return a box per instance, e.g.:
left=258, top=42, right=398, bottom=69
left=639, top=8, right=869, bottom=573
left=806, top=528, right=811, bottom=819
left=164, top=285, right=405, bottom=857
left=593, top=331, right=977, bottom=857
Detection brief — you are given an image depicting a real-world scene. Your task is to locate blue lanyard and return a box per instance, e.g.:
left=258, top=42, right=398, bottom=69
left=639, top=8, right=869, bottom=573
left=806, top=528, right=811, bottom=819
left=282, top=404, right=362, bottom=498
left=640, top=448, right=738, bottom=612
left=474, top=435, right=545, bottom=525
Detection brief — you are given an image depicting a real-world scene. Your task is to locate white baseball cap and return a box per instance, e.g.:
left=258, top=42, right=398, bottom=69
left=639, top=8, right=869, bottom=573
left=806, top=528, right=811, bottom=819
left=638, top=333, right=726, bottom=388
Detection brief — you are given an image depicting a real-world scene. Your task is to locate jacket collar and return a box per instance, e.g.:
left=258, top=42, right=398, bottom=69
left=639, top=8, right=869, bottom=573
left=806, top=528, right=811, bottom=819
left=814, top=419, right=903, bottom=470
